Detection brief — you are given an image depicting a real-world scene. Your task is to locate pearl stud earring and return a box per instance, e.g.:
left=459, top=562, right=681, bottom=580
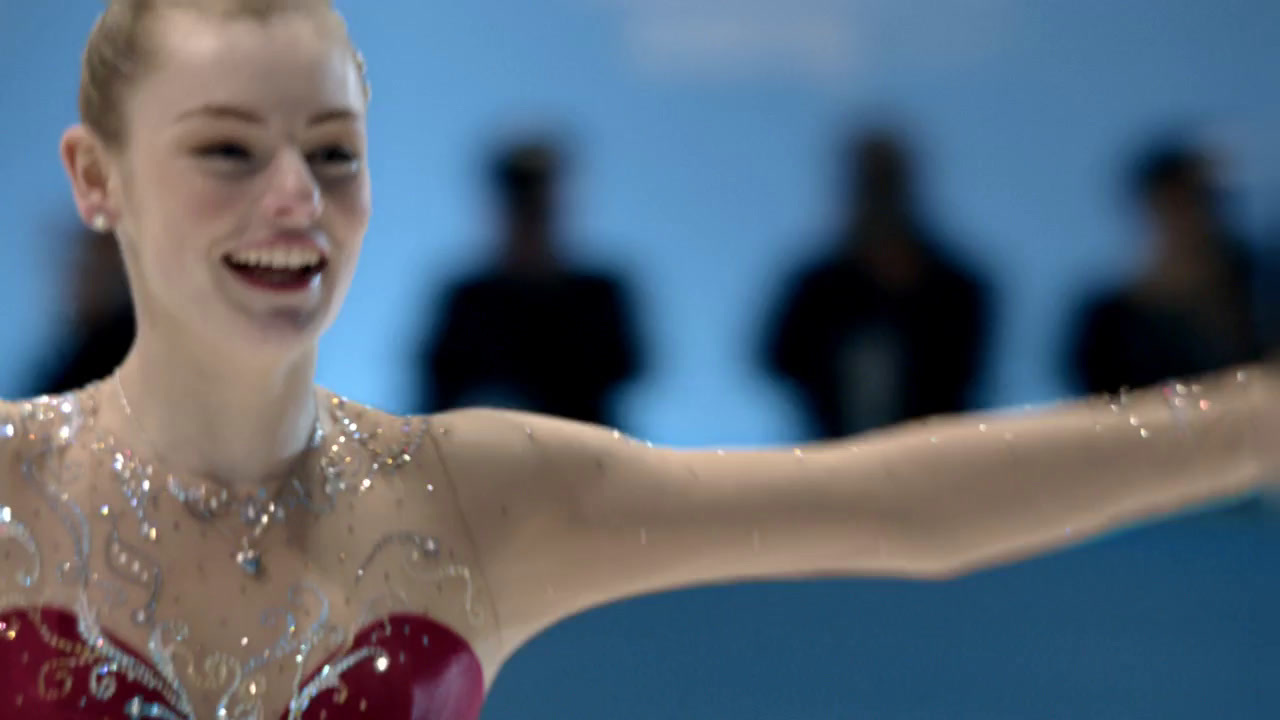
left=90, top=212, right=111, bottom=233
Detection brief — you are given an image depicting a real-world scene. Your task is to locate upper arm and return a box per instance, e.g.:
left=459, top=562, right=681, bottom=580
left=433, top=406, right=986, bottom=654
left=434, top=407, right=887, bottom=654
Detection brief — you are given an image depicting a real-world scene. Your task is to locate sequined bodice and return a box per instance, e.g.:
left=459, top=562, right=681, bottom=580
left=0, top=391, right=497, bottom=719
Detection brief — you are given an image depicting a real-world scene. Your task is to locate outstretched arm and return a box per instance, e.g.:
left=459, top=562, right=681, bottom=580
left=426, top=364, right=1278, bottom=660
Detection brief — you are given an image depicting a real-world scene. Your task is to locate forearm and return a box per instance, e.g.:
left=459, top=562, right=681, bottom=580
left=802, top=363, right=1276, bottom=579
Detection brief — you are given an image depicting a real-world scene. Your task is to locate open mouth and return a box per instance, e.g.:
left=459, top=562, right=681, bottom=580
left=222, top=248, right=328, bottom=292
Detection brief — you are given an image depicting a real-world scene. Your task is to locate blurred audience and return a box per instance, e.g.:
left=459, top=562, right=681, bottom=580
left=1066, top=142, right=1268, bottom=394
left=31, top=224, right=134, bottom=395
left=762, top=127, right=991, bottom=439
left=418, top=138, right=641, bottom=426
left=1258, top=220, right=1280, bottom=354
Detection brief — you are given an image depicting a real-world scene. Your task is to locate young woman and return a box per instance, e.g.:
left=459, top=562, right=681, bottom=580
left=0, top=2, right=1275, bottom=718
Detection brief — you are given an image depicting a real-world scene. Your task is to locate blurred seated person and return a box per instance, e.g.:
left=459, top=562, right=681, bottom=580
left=31, top=223, right=135, bottom=395
left=763, top=128, right=990, bottom=439
left=419, top=139, right=641, bottom=427
left=1067, top=142, right=1267, bottom=395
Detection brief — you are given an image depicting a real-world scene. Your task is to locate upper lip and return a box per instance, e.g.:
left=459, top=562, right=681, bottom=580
left=223, top=234, right=330, bottom=261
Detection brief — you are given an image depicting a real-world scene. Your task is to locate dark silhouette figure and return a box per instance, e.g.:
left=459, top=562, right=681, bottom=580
left=420, top=140, right=640, bottom=426
left=764, top=129, right=990, bottom=439
left=1067, top=143, right=1266, bottom=394
left=1256, top=222, right=1280, bottom=355
left=32, top=226, right=135, bottom=395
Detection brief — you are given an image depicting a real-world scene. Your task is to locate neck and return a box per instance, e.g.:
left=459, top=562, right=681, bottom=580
left=108, top=327, right=321, bottom=491
left=501, top=225, right=558, bottom=275
left=1146, top=235, right=1228, bottom=291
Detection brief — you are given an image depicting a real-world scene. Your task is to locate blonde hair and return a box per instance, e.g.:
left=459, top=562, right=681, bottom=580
left=80, top=0, right=369, bottom=148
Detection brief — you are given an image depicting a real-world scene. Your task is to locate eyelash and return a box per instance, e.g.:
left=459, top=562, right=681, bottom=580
left=196, top=142, right=252, bottom=162
left=308, top=146, right=358, bottom=166
left=194, top=143, right=361, bottom=175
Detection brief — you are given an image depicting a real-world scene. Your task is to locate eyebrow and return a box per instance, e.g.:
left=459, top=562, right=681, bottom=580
left=174, top=104, right=360, bottom=126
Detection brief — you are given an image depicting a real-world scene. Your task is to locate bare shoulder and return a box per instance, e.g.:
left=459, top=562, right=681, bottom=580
left=409, top=406, right=550, bottom=505
left=414, top=405, right=678, bottom=561
left=411, top=406, right=640, bottom=537
left=411, top=407, right=634, bottom=658
left=313, top=398, right=546, bottom=523
left=414, top=406, right=625, bottom=511
left=422, top=405, right=623, bottom=466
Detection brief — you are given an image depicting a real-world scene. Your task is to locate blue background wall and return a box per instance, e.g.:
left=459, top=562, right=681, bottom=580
left=1, top=1, right=1278, bottom=717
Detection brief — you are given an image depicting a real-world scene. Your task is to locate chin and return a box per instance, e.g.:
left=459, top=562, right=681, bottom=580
left=254, top=308, right=330, bottom=345
left=196, top=266, right=349, bottom=358
left=203, top=306, right=332, bottom=363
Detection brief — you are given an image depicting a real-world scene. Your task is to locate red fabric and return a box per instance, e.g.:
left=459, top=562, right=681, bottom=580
left=0, top=607, right=485, bottom=719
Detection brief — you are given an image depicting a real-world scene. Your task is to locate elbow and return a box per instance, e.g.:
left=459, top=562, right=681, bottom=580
left=882, top=556, right=968, bottom=582
left=909, top=561, right=976, bottom=583
left=900, top=541, right=1045, bottom=583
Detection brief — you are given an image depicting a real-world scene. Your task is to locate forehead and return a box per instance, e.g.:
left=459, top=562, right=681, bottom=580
left=134, top=9, right=364, bottom=121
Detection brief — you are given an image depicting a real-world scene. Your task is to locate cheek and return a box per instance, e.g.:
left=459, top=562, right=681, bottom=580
left=184, top=176, right=256, bottom=229
left=124, top=163, right=249, bottom=301
left=325, top=177, right=371, bottom=244
left=140, top=158, right=247, bottom=247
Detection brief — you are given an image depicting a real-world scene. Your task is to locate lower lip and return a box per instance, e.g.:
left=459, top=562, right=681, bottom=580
left=223, top=258, right=327, bottom=292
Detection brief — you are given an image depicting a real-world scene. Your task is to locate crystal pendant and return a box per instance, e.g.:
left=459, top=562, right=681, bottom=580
left=235, top=547, right=262, bottom=576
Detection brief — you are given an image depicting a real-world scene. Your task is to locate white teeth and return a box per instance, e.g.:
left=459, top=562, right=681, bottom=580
left=227, top=247, right=323, bottom=270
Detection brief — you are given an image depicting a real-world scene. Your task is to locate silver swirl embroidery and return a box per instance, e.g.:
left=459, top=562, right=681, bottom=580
left=287, top=645, right=381, bottom=720
left=105, top=520, right=163, bottom=625
left=112, top=445, right=161, bottom=543
left=86, top=576, right=134, bottom=617
left=89, top=659, right=119, bottom=700
left=9, top=390, right=474, bottom=719
left=20, top=397, right=92, bottom=584
left=124, top=696, right=189, bottom=720
left=194, top=582, right=336, bottom=720
left=74, top=593, right=192, bottom=719
left=401, top=541, right=481, bottom=624
left=203, top=652, right=245, bottom=720
left=243, top=606, right=299, bottom=676
left=251, top=582, right=334, bottom=674
left=16, top=396, right=186, bottom=717
left=355, top=531, right=439, bottom=584
left=144, top=619, right=199, bottom=718
left=426, top=564, right=481, bottom=624
left=356, top=532, right=483, bottom=624
left=0, top=505, right=40, bottom=587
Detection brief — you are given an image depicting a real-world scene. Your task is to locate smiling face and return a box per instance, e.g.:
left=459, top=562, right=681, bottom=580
left=64, top=6, right=371, bottom=360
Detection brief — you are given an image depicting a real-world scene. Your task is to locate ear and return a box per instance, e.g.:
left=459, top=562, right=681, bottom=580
left=60, top=125, right=119, bottom=232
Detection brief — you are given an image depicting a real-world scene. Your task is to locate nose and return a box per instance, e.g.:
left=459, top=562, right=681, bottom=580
left=265, top=149, right=323, bottom=227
